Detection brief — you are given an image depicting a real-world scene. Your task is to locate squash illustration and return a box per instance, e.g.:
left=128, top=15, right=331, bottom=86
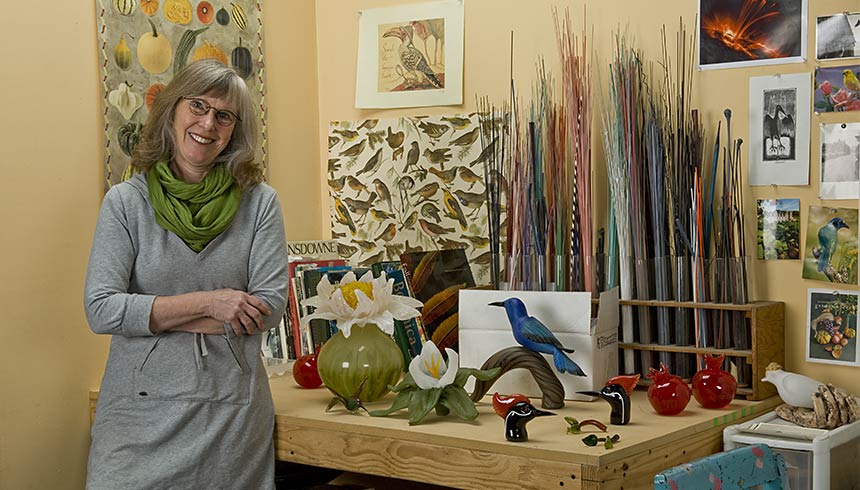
left=145, top=83, right=165, bottom=111
left=193, top=41, right=227, bottom=65
left=231, top=38, right=253, bottom=79
left=137, top=18, right=172, bottom=74
left=163, top=0, right=192, bottom=25
left=230, top=3, right=247, bottom=30
left=113, top=0, right=136, bottom=16
left=216, top=7, right=230, bottom=26
left=140, top=0, right=158, bottom=16
left=117, top=121, right=144, bottom=157
left=114, top=33, right=133, bottom=71
left=173, top=26, right=209, bottom=74
left=108, top=82, right=144, bottom=120
left=197, top=1, right=214, bottom=25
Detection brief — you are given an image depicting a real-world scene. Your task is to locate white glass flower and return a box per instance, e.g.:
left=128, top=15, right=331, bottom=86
left=301, top=270, right=423, bottom=338
left=409, top=341, right=458, bottom=390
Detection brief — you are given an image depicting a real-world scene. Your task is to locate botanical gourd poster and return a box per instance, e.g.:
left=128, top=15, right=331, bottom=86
left=96, top=0, right=266, bottom=192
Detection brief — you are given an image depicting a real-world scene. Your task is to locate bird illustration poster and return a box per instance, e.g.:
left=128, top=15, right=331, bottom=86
left=816, top=12, right=860, bottom=61
left=756, top=199, right=800, bottom=260
left=698, top=0, right=807, bottom=70
left=819, top=123, right=860, bottom=200
left=355, top=0, right=463, bottom=108
left=96, top=0, right=267, bottom=193
left=806, top=288, right=859, bottom=366
left=802, top=205, right=859, bottom=284
left=814, top=65, right=860, bottom=113
left=748, top=73, right=810, bottom=186
left=327, top=113, right=494, bottom=285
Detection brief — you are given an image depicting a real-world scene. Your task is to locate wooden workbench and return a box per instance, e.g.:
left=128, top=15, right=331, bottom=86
left=270, top=376, right=781, bottom=490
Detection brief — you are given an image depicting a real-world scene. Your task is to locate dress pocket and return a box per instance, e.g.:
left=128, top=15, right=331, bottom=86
left=132, top=334, right=251, bottom=405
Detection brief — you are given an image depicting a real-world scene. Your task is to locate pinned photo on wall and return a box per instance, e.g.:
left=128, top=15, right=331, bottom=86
left=816, top=12, right=860, bottom=61
left=699, top=0, right=807, bottom=70
left=802, top=205, right=858, bottom=284
left=807, top=288, right=860, bottom=366
left=748, top=73, right=811, bottom=185
left=355, top=0, right=464, bottom=108
left=814, top=65, right=860, bottom=113
left=757, top=199, right=800, bottom=260
left=819, top=123, right=860, bottom=200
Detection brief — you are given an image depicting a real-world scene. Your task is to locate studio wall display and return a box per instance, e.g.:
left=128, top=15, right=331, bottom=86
left=807, top=288, right=859, bottom=366
left=819, top=123, right=860, bottom=200
left=748, top=73, right=811, bottom=186
left=802, top=205, right=858, bottom=285
left=327, top=113, right=492, bottom=284
left=355, top=0, right=463, bottom=108
left=814, top=65, right=860, bottom=113
left=756, top=198, right=800, bottom=260
left=816, top=12, right=860, bottom=61
left=96, top=0, right=267, bottom=192
left=699, top=0, right=807, bottom=70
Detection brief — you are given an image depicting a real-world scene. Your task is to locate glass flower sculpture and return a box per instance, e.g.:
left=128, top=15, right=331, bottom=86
left=369, top=341, right=501, bottom=425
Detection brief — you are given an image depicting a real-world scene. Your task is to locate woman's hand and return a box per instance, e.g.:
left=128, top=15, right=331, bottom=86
left=207, top=289, right=272, bottom=336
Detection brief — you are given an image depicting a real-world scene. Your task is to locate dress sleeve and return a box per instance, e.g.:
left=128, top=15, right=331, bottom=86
left=247, top=187, right=289, bottom=331
left=83, top=186, right=157, bottom=337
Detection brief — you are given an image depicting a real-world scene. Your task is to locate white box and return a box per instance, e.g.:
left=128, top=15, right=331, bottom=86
left=724, top=410, right=860, bottom=490
left=458, top=287, right=619, bottom=401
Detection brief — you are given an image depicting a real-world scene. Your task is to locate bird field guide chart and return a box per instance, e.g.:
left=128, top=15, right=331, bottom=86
left=807, top=288, right=860, bottom=366
left=327, top=114, right=492, bottom=285
left=355, top=0, right=463, bottom=108
left=748, top=73, right=810, bottom=185
left=803, top=205, right=859, bottom=285
left=698, top=0, right=807, bottom=70
left=96, top=0, right=267, bottom=192
left=819, top=123, right=860, bottom=200
left=814, top=65, right=860, bottom=113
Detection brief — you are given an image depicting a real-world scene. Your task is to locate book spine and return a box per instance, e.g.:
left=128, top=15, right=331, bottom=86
left=288, top=277, right=305, bottom=356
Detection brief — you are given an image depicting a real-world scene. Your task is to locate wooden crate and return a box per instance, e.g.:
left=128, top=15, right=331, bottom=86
left=616, top=300, right=784, bottom=401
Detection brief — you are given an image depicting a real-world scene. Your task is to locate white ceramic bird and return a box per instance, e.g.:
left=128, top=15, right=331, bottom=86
left=761, top=363, right=824, bottom=409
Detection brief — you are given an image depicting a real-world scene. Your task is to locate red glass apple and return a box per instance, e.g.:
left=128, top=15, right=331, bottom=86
left=647, top=363, right=691, bottom=415
left=692, top=354, right=737, bottom=409
left=292, top=351, right=322, bottom=389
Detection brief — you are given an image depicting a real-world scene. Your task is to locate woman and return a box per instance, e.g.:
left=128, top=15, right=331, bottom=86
left=84, top=60, right=288, bottom=489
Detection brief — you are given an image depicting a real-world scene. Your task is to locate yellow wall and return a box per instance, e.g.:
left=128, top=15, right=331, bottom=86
left=0, top=1, right=319, bottom=488
left=316, top=0, right=860, bottom=392
left=1, top=0, right=859, bottom=487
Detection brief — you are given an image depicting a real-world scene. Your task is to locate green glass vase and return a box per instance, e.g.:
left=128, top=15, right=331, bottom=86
left=317, top=323, right=404, bottom=402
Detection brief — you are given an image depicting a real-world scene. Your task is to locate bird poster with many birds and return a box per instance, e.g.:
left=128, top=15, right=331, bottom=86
left=748, top=73, right=810, bottom=186
left=803, top=205, right=859, bottom=284
left=96, top=0, right=266, bottom=192
left=355, top=0, right=463, bottom=108
left=814, top=65, right=860, bottom=113
left=819, top=123, right=860, bottom=200
left=327, top=113, right=493, bottom=286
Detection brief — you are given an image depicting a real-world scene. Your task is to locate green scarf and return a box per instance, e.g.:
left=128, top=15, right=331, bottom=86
left=147, top=160, right=242, bottom=252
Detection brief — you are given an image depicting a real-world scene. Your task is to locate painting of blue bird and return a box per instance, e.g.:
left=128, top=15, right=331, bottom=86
left=816, top=217, right=849, bottom=273
left=489, top=298, right=587, bottom=377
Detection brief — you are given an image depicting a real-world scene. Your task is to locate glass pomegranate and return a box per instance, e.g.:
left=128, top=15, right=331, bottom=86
left=292, top=349, right=323, bottom=389
left=647, top=363, right=691, bottom=415
left=692, top=354, right=737, bottom=409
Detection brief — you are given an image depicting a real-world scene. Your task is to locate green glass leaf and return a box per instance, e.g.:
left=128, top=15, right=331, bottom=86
left=408, top=388, right=443, bottom=425
left=453, top=366, right=501, bottom=387
left=435, top=404, right=451, bottom=417
left=439, top=385, right=479, bottom=421
left=368, top=390, right=412, bottom=417
left=390, top=373, right=417, bottom=393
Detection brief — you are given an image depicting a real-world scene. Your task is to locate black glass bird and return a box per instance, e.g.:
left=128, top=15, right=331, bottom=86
left=577, top=384, right=631, bottom=425
left=504, top=401, right=555, bottom=442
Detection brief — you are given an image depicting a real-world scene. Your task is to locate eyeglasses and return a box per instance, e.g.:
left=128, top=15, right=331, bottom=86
left=181, top=96, right=241, bottom=127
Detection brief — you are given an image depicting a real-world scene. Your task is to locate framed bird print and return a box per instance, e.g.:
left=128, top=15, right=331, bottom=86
left=814, top=65, right=860, bottom=113
left=806, top=288, right=860, bottom=366
left=748, top=73, right=811, bottom=186
left=819, top=123, right=860, bottom=200
left=355, top=0, right=464, bottom=108
left=802, top=205, right=858, bottom=284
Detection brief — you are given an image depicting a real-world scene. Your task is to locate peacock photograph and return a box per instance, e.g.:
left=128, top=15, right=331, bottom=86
left=802, top=205, right=859, bottom=284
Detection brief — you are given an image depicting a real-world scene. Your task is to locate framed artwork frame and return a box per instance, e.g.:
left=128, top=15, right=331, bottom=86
left=355, top=0, right=464, bottom=108
left=748, top=73, right=811, bottom=186
left=807, top=288, right=860, bottom=366
left=698, top=0, right=807, bottom=70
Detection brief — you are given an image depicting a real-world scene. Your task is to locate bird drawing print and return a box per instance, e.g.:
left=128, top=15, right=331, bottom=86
left=803, top=206, right=859, bottom=284
left=328, top=114, right=502, bottom=285
left=762, top=88, right=796, bottom=160
left=380, top=20, right=444, bottom=92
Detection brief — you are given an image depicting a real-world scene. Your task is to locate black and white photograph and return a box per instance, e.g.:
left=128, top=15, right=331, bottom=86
left=748, top=73, right=811, bottom=186
left=762, top=88, right=797, bottom=161
left=820, top=123, right=860, bottom=200
left=816, top=12, right=860, bottom=60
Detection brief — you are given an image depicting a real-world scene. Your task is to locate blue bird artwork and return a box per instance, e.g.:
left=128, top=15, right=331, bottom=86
left=489, top=298, right=587, bottom=377
left=815, top=217, right=849, bottom=273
